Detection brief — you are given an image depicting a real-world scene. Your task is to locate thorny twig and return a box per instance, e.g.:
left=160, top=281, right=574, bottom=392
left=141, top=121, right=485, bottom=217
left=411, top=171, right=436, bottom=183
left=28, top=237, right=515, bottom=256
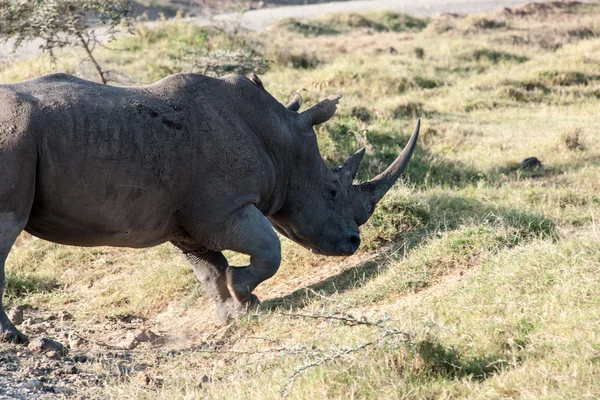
left=278, top=312, right=415, bottom=396
left=278, top=311, right=388, bottom=327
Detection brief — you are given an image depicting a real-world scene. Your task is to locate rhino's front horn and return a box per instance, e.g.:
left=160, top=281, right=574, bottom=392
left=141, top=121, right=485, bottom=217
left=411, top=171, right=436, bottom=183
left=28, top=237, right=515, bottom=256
left=360, top=119, right=420, bottom=204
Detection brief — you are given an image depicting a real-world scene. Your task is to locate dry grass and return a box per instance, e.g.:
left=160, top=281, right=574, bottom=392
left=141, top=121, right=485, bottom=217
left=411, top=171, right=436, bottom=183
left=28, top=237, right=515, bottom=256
left=2, top=2, right=600, bottom=398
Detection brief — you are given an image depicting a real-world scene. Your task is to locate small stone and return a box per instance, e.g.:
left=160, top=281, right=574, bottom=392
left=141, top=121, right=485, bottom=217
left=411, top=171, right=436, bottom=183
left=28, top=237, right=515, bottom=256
left=8, top=306, right=26, bottom=325
left=521, top=157, right=542, bottom=170
left=58, top=311, right=73, bottom=321
left=23, top=379, right=44, bottom=390
left=45, top=350, right=61, bottom=360
left=136, top=371, right=151, bottom=386
left=117, top=329, right=161, bottom=350
left=73, top=354, right=88, bottom=363
left=68, top=334, right=85, bottom=350
left=64, top=365, right=78, bottom=375
left=54, top=386, right=74, bottom=395
left=135, top=329, right=159, bottom=343
left=135, top=371, right=163, bottom=387
left=28, top=337, right=68, bottom=356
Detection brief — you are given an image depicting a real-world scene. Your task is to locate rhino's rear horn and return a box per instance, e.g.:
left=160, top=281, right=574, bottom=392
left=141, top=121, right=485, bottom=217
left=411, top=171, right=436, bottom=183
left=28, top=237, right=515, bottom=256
left=336, top=147, right=365, bottom=187
left=286, top=93, right=303, bottom=112
left=359, top=119, right=420, bottom=204
left=300, top=94, right=341, bottom=126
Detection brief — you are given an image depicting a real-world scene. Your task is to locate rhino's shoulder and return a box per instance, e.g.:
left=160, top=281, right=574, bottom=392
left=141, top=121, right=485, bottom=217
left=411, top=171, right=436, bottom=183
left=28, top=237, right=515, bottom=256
left=140, top=73, right=219, bottom=96
left=13, top=73, right=96, bottom=91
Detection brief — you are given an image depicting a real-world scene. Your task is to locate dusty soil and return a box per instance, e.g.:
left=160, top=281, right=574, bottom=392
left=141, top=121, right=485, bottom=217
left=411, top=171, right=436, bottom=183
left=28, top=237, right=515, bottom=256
left=0, top=247, right=382, bottom=399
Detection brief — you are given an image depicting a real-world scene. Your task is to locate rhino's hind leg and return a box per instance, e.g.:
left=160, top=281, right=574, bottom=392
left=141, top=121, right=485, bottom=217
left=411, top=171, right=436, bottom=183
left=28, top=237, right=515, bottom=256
left=0, top=142, right=35, bottom=344
left=0, top=214, right=29, bottom=344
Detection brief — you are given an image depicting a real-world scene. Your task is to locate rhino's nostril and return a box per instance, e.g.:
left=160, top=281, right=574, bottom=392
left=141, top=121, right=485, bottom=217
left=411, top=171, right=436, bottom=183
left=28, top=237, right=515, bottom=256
left=348, top=233, right=361, bottom=250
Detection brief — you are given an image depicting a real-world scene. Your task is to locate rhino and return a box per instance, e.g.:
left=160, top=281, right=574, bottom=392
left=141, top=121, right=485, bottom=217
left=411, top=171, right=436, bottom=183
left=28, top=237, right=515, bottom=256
left=0, top=72, right=419, bottom=343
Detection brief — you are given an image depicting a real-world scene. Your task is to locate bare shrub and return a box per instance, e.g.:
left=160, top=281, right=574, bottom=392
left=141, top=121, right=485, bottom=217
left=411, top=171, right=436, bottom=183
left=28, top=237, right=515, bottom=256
left=0, top=0, right=132, bottom=84
left=181, top=49, right=270, bottom=77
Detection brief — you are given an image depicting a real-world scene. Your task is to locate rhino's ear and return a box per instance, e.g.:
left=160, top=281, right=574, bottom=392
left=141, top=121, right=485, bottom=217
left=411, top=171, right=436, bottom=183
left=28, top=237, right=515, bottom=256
left=286, top=93, right=303, bottom=112
left=335, top=147, right=365, bottom=187
left=300, top=94, right=341, bottom=126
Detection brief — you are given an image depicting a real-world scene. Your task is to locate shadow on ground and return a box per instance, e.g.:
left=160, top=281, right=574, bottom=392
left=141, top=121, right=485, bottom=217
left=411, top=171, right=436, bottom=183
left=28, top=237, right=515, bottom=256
left=261, top=192, right=555, bottom=311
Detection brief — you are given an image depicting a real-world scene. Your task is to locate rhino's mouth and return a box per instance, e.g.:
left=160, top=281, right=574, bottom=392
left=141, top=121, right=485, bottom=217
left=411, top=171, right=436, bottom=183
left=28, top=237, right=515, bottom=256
left=270, top=220, right=323, bottom=255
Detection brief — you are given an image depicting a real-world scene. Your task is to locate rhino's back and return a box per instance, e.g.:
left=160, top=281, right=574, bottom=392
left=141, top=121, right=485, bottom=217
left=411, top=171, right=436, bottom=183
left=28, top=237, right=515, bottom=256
left=3, top=73, right=262, bottom=248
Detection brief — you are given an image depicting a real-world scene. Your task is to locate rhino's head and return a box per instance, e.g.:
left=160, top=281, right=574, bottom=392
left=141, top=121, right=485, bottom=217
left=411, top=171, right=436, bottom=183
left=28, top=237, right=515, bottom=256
left=269, top=93, right=420, bottom=256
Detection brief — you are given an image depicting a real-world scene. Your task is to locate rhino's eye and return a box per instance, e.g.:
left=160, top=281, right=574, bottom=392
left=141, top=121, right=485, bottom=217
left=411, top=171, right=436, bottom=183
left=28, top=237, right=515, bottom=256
left=368, top=200, right=376, bottom=214
left=329, top=189, right=338, bottom=199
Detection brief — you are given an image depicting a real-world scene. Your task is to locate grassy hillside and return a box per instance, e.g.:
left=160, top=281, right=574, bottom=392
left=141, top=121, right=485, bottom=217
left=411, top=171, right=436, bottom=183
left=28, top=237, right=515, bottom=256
left=1, top=2, right=600, bottom=398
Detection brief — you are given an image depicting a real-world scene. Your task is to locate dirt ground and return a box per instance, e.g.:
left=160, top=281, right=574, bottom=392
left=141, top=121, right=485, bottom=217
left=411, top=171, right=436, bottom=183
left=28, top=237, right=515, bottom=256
left=1, top=0, right=597, bottom=398
left=0, top=247, right=383, bottom=399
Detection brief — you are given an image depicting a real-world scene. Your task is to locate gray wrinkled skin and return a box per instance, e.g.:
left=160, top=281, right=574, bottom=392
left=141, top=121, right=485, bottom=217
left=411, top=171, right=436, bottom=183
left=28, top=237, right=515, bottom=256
left=0, top=72, right=419, bottom=343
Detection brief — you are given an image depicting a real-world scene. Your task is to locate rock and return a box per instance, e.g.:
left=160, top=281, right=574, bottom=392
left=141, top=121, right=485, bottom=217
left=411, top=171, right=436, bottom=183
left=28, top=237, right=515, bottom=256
left=28, top=337, right=68, bottom=356
left=136, top=371, right=151, bottom=386
left=73, top=354, right=88, bottom=363
left=54, top=386, right=74, bottom=395
left=8, top=305, right=26, bottom=325
left=117, top=329, right=161, bottom=350
left=521, top=157, right=542, bottom=170
left=58, top=311, right=73, bottom=321
left=64, top=365, right=78, bottom=375
left=68, top=334, right=85, bottom=350
left=23, top=379, right=44, bottom=390
left=45, top=351, right=61, bottom=360
left=135, top=371, right=163, bottom=387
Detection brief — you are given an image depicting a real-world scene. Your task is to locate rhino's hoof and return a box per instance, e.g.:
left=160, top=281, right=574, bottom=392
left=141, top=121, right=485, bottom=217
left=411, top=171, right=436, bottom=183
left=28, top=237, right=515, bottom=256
left=215, top=295, right=261, bottom=325
left=0, top=327, right=29, bottom=345
left=225, top=267, right=260, bottom=307
left=245, top=293, right=261, bottom=307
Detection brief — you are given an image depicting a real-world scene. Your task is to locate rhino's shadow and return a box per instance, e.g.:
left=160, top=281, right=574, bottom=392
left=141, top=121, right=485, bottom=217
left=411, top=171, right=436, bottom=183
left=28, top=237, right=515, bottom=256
left=261, top=126, right=583, bottom=311
left=260, top=193, right=556, bottom=312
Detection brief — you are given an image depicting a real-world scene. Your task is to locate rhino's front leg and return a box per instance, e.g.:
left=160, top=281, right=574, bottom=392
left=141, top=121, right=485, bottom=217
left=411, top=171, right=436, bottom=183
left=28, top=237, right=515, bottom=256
left=174, top=248, right=259, bottom=324
left=180, top=204, right=281, bottom=316
left=222, top=205, right=281, bottom=307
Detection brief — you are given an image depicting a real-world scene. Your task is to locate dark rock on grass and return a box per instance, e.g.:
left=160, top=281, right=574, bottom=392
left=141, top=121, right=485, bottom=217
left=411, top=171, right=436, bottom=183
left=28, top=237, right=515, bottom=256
left=521, top=157, right=542, bottom=170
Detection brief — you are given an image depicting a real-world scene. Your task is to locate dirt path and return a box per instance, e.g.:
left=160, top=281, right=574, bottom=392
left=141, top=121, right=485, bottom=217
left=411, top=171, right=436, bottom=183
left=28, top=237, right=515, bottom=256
left=210, top=0, right=562, bottom=31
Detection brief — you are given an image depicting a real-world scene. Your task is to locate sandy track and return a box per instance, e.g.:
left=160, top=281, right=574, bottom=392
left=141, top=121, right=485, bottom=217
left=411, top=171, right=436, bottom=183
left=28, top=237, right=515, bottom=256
left=0, top=0, right=572, bottom=61
left=211, top=0, right=556, bottom=31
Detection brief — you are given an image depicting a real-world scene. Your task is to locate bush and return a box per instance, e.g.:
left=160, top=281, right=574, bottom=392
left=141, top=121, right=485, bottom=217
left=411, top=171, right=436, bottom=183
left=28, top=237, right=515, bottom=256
left=0, top=0, right=131, bottom=84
